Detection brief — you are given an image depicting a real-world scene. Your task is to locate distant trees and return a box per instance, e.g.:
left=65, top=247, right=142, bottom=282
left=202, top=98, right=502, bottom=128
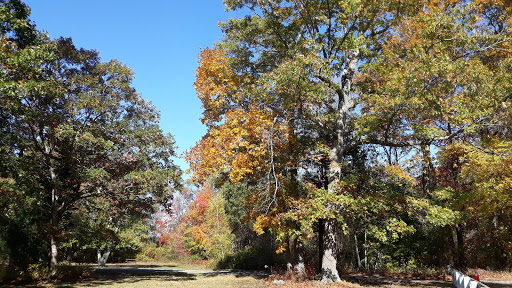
left=357, top=0, right=512, bottom=269
left=0, top=0, right=181, bottom=277
left=184, top=185, right=234, bottom=261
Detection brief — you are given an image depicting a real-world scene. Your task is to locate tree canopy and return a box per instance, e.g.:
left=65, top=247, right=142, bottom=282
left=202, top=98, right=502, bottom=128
left=0, top=0, right=181, bottom=276
left=186, top=0, right=512, bottom=281
left=1, top=0, right=512, bottom=282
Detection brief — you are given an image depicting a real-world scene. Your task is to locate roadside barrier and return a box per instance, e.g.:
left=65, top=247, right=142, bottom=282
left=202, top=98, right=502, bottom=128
left=449, top=266, right=489, bottom=288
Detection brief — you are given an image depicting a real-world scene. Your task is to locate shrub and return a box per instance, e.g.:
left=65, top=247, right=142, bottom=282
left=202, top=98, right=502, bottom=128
left=216, top=245, right=285, bottom=270
left=136, top=244, right=178, bottom=262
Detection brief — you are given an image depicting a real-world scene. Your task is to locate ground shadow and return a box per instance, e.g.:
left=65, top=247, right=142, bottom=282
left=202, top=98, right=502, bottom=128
left=0, top=268, right=198, bottom=288
left=106, top=264, right=179, bottom=269
left=37, top=267, right=199, bottom=287
left=481, top=279, right=512, bottom=288
left=93, top=267, right=197, bottom=280
left=202, top=269, right=269, bottom=280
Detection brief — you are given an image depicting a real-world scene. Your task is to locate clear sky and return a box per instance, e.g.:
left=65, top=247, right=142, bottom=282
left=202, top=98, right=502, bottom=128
left=23, top=0, right=239, bottom=172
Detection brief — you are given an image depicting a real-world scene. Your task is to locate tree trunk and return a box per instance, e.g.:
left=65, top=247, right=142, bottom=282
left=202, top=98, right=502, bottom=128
left=97, top=245, right=111, bottom=267
left=45, top=140, right=60, bottom=276
left=318, top=219, right=324, bottom=274
left=295, top=238, right=306, bottom=277
left=285, top=236, right=293, bottom=273
left=66, top=246, right=73, bottom=262
left=49, top=159, right=59, bottom=276
left=317, top=156, right=342, bottom=282
left=319, top=219, right=341, bottom=282
left=451, top=226, right=457, bottom=266
left=50, top=234, right=58, bottom=274
left=455, top=224, right=465, bottom=269
left=317, top=144, right=342, bottom=282
left=354, top=233, right=361, bottom=269
left=314, top=51, right=358, bottom=283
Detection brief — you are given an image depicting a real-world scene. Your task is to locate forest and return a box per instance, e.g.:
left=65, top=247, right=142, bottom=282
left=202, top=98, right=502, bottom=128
left=1, top=0, right=511, bottom=284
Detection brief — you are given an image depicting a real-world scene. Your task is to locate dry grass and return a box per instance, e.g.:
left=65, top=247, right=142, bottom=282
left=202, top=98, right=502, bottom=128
left=104, top=260, right=210, bottom=271
left=6, top=262, right=456, bottom=288
left=18, top=277, right=453, bottom=288
left=32, top=272, right=452, bottom=288
left=52, top=273, right=267, bottom=288
left=472, top=269, right=512, bottom=281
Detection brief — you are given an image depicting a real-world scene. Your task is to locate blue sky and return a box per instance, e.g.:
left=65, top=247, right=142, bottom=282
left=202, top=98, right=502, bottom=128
left=24, top=0, right=240, bottom=172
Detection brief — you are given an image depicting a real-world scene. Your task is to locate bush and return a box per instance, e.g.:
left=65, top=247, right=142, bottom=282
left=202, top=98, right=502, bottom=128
left=216, top=247, right=259, bottom=270
left=268, top=262, right=319, bottom=282
left=0, top=264, right=18, bottom=283
left=54, top=265, right=92, bottom=282
left=136, top=244, right=177, bottom=262
left=216, top=245, right=285, bottom=270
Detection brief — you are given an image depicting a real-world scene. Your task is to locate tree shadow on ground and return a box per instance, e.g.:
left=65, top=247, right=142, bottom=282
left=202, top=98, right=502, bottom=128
left=3, top=266, right=268, bottom=288
left=45, top=268, right=199, bottom=288
left=0, top=269, right=198, bottom=288
left=93, top=267, right=197, bottom=280
left=106, top=264, right=179, bottom=269
left=202, top=270, right=269, bottom=280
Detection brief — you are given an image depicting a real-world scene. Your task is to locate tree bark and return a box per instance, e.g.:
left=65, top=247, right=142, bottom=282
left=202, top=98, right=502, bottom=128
left=318, top=137, right=343, bottom=282
left=319, top=219, right=341, bottom=282
left=295, top=238, right=306, bottom=277
left=318, top=219, right=324, bottom=274
left=48, top=147, right=59, bottom=276
left=97, top=245, right=111, bottom=267
left=50, top=234, right=58, bottom=274
left=455, top=224, right=465, bottom=269
left=285, top=236, right=293, bottom=273
left=66, top=246, right=73, bottom=262
left=364, top=231, right=368, bottom=270
left=50, top=202, right=59, bottom=274
left=354, top=233, right=361, bottom=269
left=318, top=54, right=359, bottom=282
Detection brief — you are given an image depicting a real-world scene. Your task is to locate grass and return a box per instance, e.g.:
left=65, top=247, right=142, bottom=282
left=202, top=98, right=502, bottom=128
left=4, top=261, right=455, bottom=288
left=104, top=260, right=211, bottom=271
left=54, top=273, right=266, bottom=288
left=7, top=260, right=512, bottom=287
left=10, top=275, right=453, bottom=288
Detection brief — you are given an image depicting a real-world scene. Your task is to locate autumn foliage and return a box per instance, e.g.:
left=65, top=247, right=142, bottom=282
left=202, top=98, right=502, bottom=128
left=184, top=185, right=233, bottom=261
left=185, top=0, right=512, bottom=275
left=2, top=0, right=512, bottom=282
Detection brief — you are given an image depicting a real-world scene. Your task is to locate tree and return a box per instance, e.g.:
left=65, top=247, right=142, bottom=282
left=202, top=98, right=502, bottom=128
left=185, top=185, right=234, bottom=261
left=357, top=0, right=512, bottom=268
left=188, top=46, right=308, bottom=273
left=188, top=0, right=423, bottom=281
left=0, top=0, right=181, bottom=274
left=64, top=193, right=156, bottom=267
left=188, top=0, right=512, bottom=278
